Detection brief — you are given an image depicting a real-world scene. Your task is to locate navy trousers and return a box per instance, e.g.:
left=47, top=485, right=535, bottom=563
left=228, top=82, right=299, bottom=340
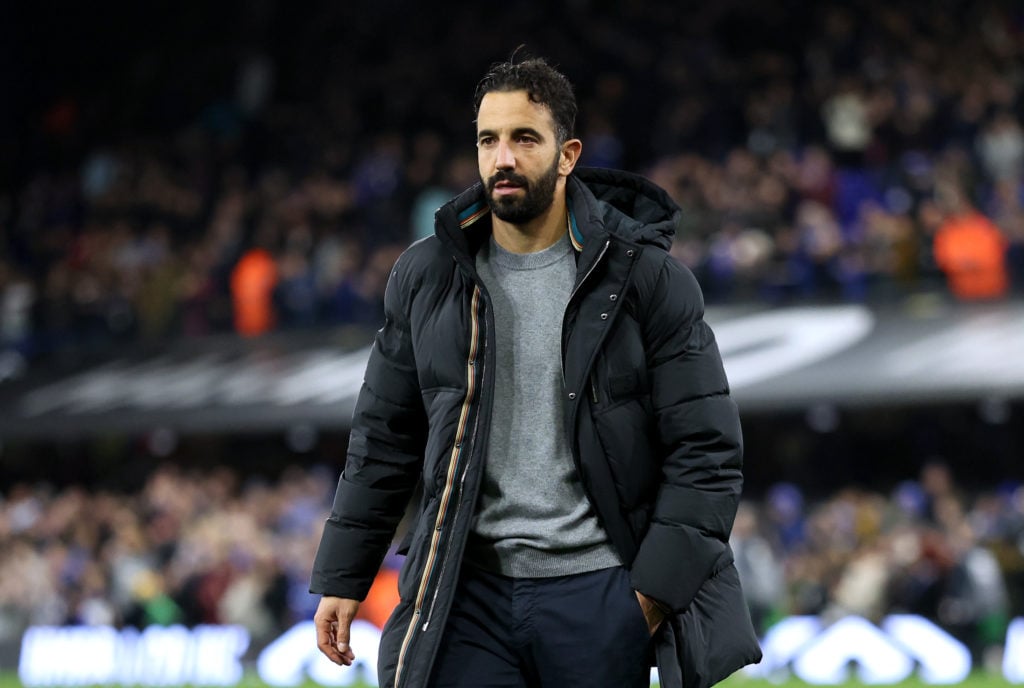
left=428, top=564, right=651, bottom=688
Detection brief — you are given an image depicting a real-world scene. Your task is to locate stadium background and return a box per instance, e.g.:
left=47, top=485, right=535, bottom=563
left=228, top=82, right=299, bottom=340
left=2, top=0, right=1024, bottom=685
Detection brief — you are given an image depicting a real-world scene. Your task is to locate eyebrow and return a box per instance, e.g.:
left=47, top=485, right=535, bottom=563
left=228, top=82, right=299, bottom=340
left=477, top=127, right=546, bottom=141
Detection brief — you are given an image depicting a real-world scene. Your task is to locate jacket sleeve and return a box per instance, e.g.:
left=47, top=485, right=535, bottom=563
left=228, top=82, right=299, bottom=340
left=310, top=252, right=427, bottom=599
left=629, top=255, right=743, bottom=614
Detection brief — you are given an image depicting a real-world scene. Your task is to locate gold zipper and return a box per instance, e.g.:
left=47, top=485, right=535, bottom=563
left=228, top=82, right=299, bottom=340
left=393, top=286, right=483, bottom=687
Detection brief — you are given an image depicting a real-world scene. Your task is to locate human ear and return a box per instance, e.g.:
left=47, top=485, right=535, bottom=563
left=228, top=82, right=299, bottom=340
left=560, top=139, right=583, bottom=175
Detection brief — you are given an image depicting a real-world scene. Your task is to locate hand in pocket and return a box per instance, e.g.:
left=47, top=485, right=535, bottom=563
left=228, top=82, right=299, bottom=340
left=634, top=590, right=666, bottom=636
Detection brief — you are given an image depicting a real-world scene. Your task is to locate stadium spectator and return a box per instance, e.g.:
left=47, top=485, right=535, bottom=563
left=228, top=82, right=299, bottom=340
left=932, top=184, right=1010, bottom=301
left=977, top=111, right=1024, bottom=183
left=731, top=503, right=785, bottom=631
left=229, top=237, right=279, bottom=337
left=988, top=178, right=1024, bottom=294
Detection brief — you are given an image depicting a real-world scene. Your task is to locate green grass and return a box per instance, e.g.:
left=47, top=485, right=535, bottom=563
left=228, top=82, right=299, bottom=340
left=720, top=675, right=1017, bottom=688
left=0, top=672, right=1018, bottom=688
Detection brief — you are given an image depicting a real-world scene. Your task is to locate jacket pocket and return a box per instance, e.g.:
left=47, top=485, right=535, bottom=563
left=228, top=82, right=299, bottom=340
left=593, top=399, right=659, bottom=512
left=655, top=562, right=762, bottom=688
left=421, top=388, right=468, bottom=495
left=609, top=369, right=643, bottom=399
left=396, top=496, right=437, bottom=600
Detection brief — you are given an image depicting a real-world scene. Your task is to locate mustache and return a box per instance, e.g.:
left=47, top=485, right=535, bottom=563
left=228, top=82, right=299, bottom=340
left=486, top=171, right=529, bottom=191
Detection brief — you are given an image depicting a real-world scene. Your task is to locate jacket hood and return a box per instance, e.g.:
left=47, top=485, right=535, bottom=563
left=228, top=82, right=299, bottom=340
left=435, top=166, right=680, bottom=255
left=568, top=167, right=679, bottom=250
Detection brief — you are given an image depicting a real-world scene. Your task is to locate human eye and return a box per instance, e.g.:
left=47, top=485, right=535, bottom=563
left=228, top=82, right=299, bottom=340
left=477, top=135, right=496, bottom=148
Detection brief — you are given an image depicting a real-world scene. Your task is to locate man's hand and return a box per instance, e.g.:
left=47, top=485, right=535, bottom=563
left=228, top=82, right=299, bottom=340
left=314, top=596, right=361, bottom=665
left=635, top=590, right=667, bottom=636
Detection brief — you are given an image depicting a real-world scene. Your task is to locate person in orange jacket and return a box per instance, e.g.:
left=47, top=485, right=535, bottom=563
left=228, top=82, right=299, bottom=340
left=230, top=241, right=279, bottom=336
left=933, top=184, right=1009, bottom=300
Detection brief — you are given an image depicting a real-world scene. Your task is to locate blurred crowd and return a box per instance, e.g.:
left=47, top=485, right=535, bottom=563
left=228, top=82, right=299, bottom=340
left=3, top=1, right=1024, bottom=369
left=0, top=464, right=330, bottom=648
left=0, top=461, right=1021, bottom=663
left=732, top=462, right=1024, bottom=667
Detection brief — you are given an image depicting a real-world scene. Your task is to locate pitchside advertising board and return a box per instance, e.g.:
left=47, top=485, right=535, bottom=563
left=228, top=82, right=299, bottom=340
left=2, top=302, right=1024, bottom=438
left=12, top=615, right=1024, bottom=686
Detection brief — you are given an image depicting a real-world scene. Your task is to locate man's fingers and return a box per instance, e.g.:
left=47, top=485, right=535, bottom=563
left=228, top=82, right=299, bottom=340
left=334, top=619, right=356, bottom=663
left=315, top=619, right=344, bottom=664
left=336, top=640, right=356, bottom=663
left=314, top=597, right=360, bottom=666
left=316, top=616, right=353, bottom=666
left=315, top=617, right=345, bottom=665
left=635, top=590, right=666, bottom=636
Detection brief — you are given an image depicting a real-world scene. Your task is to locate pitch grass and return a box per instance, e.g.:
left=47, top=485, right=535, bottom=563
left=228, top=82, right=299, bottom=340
left=0, top=672, right=1017, bottom=688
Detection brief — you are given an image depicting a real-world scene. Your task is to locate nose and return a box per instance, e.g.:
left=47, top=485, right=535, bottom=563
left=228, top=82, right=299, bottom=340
left=495, top=140, right=515, bottom=170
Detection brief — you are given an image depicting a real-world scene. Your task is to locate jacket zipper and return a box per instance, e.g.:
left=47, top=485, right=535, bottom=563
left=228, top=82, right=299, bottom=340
left=393, top=285, right=484, bottom=688
left=419, top=278, right=491, bottom=630
left=421, top=391, right=483, bottom=631
left=561, top=239, right=611, bottom=386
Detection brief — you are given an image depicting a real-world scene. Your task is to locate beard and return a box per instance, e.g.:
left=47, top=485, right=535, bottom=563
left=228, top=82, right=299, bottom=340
left=483, top=154, right=560, bottom=225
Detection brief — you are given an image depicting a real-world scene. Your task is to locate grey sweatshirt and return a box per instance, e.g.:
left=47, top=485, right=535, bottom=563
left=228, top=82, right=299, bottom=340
left=465, top=233, right=621, bottom=577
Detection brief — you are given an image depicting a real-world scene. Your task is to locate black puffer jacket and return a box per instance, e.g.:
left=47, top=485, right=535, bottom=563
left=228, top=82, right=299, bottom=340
left=311, top=167, right=762, bottom=688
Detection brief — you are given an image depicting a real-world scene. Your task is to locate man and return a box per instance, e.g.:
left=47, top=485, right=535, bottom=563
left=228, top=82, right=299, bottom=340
left=311, top=56, right=761, bottom=688
left=931, top=182, right=1009, bottom=301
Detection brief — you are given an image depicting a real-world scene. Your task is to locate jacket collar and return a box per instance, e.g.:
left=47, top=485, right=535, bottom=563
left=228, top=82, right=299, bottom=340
left=435, top=167, right=678, bottom=259
left=436, top=184, right=586, bottom=261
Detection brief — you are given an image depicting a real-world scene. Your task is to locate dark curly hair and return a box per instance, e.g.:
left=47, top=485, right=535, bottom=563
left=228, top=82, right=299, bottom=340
left=473, top=56, right=577, bottom=145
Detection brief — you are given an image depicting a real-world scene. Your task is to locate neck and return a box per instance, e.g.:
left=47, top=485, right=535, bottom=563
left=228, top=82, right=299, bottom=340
left=491, top=190, right=568, bottom=255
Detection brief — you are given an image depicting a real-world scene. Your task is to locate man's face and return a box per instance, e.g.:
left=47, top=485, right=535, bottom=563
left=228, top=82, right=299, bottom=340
left=476, top=90, right=563, bottom=225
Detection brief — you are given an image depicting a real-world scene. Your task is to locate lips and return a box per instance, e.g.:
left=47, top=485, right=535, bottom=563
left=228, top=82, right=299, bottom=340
left=489, top=171, right=528, bottom=197
left=493, top=181, right=523, bottom=196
